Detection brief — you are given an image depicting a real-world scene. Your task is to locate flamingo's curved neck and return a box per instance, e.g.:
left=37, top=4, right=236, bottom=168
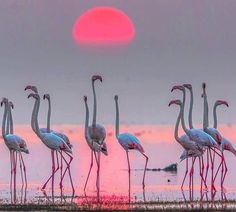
left=46, top=97, right=51, bottom=133
left=92, top=81, right=97, bottom=127
left=181, top=89, right=188, bottom=134
left=84, top=100, right=90, bottom=140
left=115, top=99, right=119, bottom=138
left=213, top=103, right=218, bottom=129
left=33, top=97, right=42, bottom=138
left=6, top=105, right=10, bottom=135
left=6, top=105, right=13, bottom=134
left=2, top=101, right=8, bottom=139
left=174, top=105, right=182, bottom=142
left=203, top=89, right=209, bottom=129
left=188, top=88, right=194, bottom=129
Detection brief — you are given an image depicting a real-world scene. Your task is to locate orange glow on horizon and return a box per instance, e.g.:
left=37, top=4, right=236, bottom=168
left=73, top=6, right=135, bottom=45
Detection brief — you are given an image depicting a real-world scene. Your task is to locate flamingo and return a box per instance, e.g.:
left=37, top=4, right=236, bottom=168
left=210, top=100, right=236, bottom=189
left=1, top=98, right=29, bottom=201
left=201, top=83, right=224, bottom=189
left=83, top=96, right=107, bottom=197
left=27, top=93, right=72, bottom=199
left=171, top=85, right=219, bottom=191
left=43, top=93, right=74, bottom=192
left=168, top=95, right=205, bottom=190
left=114, top=95, right=148, bottom=191
left=84, top=75, right=108, bottom=195
left=25, top=86, right=74, bottom=192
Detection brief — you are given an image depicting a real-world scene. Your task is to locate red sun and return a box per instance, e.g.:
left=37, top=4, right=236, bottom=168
left=73, top=6, right=135, bottom=45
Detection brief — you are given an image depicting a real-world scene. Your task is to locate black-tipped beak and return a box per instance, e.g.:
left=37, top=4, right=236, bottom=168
left=28, top=94, right=34, bottom=99
left=171, top=85, right=180, bottom=92
left=98, top=76, right=102, bottom=82
left=24, top=85, right=31, bottom=91
left=224, top=102, right=229, bottom=107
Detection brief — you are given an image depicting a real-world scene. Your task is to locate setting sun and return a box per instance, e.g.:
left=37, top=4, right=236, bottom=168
left=73, top=6, right=135, bottom=45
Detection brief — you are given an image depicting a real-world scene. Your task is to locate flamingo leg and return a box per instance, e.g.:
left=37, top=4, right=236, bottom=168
left=20, top=153, right=27, bottom=189
left=192, top=157, right=196, bottom=192
left=209, top=149, right=216, bottom=192
left=19, top=152, right=24, bottom=187
left=141, top=153, right=148, bottom=189
left=221, top=154, right=228, bottom=189
left=189, top=157, right=193, bottom=191
left=60, top=151, right=63, bottom=191
left=201, top=156, right=207, bottom=190
left=10, top=150, right=13, bottom=191
left=84, top=150, right=94, bottom=191
left=51, top=150, right=55, bottom=202
left=41, top=150, right=60, bottom=191
left=213, top=156, right=222, bottom=183
left=181, top=157, right=188, bottom=190
left=94, top=151, right=100, bottom=202
left=204, top=149, right=209, bottom=184
left=199, top=157, right=203, bottom=191
left=126, top=151, right=131, bottom=203
left=14, top=151, right=17, bottom=203
left=60, top=152, right=74, bottom=193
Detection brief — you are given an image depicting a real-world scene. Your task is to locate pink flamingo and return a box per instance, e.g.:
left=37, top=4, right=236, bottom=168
left=182, top=84, right=207, bottom=190
left=201, top=83, right=224, bottom=190
left=168, top=95, right=205, bottom=190
left=114, top=95, right=148, bottom=192
left=27, top=93, right=72, bottom=201
left=25, top=86, right=74, bottom=193
left=210, top=100, right=236, bottom=190
left=171, top=85, right=220, bottom=191
left=1, top=98, right=29, bottom=202
left=43, top=94, right=74, bottom=193
left=83, top=96, right=107, bottom=200
left=84, top=75, right=108, bottom=198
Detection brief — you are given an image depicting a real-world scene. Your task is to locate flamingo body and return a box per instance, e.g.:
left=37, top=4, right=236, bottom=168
left=187, top=129, right=218, bottom=148
left=39, top=132, right=72, bottom=154
left=117, top=133, right=144, bottom=153
left=5, top=134, right=29, bottom=154
left=39, top=128, right=72, bottom=148
left=88, top=124, right=106, bottom=144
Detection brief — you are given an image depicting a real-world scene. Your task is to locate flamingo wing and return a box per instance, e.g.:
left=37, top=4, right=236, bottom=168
left=118, top=133, right=144, bottom=153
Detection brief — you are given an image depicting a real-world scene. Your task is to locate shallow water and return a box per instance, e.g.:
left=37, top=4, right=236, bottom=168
left=1, top=125, right=236, bottom=209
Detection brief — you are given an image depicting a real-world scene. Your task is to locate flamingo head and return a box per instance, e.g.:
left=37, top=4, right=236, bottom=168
left=101, top=143, right=108, bottom=156
left=43, top=94, right=50, bottom=100
left=201, top=82, right=207, bottom=98
left=114, top=95, right=118, bottom=101
left=84, top=96, right=87, bottom=102
left=1, top=97, right=8, bottom=107
left=171, top=85, right=184, bottom=92
left=24, top=85, right=38, bottom=94
left=183, top=84, right=192, bottom=90
left=8, top=101, right=14, bottom=109
left=92, top=75, right=102, bottom=82
left=28, top=93, right=40, bottom=100
left=168, top=99, right=182, bottom=107
left=215, top=100, right=229, bottom=107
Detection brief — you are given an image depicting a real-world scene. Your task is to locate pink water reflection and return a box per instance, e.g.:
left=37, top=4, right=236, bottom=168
left=0, top=124, right=236, bottom=204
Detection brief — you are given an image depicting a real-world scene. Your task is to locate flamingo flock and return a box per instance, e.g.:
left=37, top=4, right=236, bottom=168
left=1, top=76, right=236, bottom=203
left=169, top=83, right=236, bottom=194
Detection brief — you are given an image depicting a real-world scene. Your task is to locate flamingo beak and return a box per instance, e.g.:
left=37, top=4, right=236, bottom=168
left=24, top=85, right=32, bottom=91
left=171, top=85, right=182, bottom=92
